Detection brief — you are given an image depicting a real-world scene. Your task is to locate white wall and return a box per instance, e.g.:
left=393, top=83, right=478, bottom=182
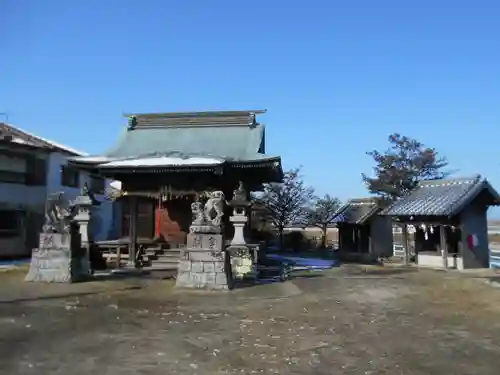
left=46, top=153, right=114, bottom=241
left=417, top=253, right=464, bottom=270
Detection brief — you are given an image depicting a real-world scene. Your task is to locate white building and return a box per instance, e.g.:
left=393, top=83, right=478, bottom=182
left=0, top=123, right=113, bottom=258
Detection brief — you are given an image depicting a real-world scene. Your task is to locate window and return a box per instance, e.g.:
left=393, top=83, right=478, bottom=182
left=0, top=171, right=26, bottom=184
left=25, top=157, right=47, bottom=186
left=89, top=175, right=105, bottom=194
left=0, top=210, right=21, bottom=238
left=0, top=153, right=46, bottom=185
left=0, top=153, right=27, bottom=184
left=60, top=166, right=80, bottom=188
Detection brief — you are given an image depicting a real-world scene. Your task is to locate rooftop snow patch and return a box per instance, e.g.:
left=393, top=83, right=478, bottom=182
left=0, top=123, right=87, bottom=156
left=99, top=156, right=224, bottom=168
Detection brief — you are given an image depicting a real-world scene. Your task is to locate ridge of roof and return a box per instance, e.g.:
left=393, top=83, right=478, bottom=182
left=125, top=110, right=266, bottom=129
left=418, top=175, right=482, bottom=187
left=381, top=175, right=500, bottom=217
left=333, top=197, right=386, bottom=225
left=0, top=122, right=87, bottom=156
left=123, top=109, right=267, bottom=118
left=347, top=197, right=383, bottom=205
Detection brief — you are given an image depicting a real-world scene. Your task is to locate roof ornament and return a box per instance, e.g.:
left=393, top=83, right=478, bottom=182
left=127, top=115, right=137, bottom=129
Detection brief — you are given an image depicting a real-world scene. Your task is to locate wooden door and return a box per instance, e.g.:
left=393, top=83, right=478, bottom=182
left=121, top=197, right=155, bottom=239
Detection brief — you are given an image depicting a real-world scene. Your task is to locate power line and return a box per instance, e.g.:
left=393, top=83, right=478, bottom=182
left=0, top=112, right=8, bottom=123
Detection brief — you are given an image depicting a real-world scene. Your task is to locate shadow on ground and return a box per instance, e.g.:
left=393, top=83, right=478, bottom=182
left=2, top=265, right=500, bottom=375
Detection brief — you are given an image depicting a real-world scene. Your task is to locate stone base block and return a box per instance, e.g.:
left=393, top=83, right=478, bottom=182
left=176, top=233, right=232, bottom=290
left=187, top=233, right=224, bottom=251
left=25, top=248, right=88, bottom=283
left=189, top=225, right=222, bottom=234
left=175, top=259, right=229, bottom=290
left=25, top=232, right=89, bottom=283
left=227, top=245, right=257, bottom=279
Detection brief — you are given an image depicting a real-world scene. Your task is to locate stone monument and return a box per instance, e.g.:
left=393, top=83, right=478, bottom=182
left=25, top=192, right=89, bottom=283
left=227, top=182, right=258, bottom=280
left=175, top=191, right=232, bottom=290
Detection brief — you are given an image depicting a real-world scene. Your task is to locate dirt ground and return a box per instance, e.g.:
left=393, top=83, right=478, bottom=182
left=2, top=266, right=500, bottom=375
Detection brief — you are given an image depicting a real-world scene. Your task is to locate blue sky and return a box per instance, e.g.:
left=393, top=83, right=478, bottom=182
left=2, top=1, right=500, bottom=204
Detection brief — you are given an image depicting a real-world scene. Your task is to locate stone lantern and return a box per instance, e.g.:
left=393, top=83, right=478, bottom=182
left=228, top=181, right=251, bottom=246
left=227, top=182, right=257, bottom=279
left=73, top=184, right=100, bottom=274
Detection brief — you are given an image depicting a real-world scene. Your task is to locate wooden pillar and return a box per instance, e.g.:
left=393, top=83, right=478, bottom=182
left=440, top=225, right=448, bottom=269
left=127, top=196, right=138, bottom=268
left=245, top=189, right=252, bottom=242
left=154, top=197, right=162, bottom=239
left=402, top=224, right=409, bottom=265
left=337, top=225, right=342, bottom=250
left=357, top=227, right=362, bottom=253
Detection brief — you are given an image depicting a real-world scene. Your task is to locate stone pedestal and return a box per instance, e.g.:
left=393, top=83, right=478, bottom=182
left=230, top=214, right=248, bottom=245
left=175, top=231, right=231, bottom=290
left=227, top=245, right=258, bottom=279
left=25, top=232, right=88, bottom=283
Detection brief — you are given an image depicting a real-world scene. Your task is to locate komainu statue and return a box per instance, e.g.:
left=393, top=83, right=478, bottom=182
left=204, top=191, right=226, bottom=226
left=43, top=192, right=76, bottom=234
left=191, top=201, right=206, bottom=225
left=232, top=181, right=247, bottom=202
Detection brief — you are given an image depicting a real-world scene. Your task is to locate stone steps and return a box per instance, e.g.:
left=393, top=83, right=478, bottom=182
left=102, top=247, right=182, bottom=270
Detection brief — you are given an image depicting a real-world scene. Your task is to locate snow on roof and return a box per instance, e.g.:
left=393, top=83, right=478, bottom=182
left=99, top=156, right=224, bottom=168
left=70, top=155, right=114, bottom=163
left=17, top=125, right=88, bottom=156
left=1, top=123, right=88, bottom=156
left=11, top=137, right=30, bottom=145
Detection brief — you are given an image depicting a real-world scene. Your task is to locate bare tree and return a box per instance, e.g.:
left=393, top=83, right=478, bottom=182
left=362, top=133, right=449, bottom=200
left=258, top=168, right=315, bottom=249
left=306, top=194, right=342, bottom=249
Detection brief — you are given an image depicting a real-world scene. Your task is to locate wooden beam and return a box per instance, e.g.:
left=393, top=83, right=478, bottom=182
left=440, top=225, right=448, bottom=269
left=402, top=224, right=409, bottom=266
left=127, top=196, right=138, bottom=268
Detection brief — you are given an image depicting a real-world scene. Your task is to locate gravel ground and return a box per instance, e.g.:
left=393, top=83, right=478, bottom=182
left=1, top=266, right=500, bottom=375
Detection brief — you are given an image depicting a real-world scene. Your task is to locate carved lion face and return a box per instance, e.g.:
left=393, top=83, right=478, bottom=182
left=191, top=202, right=202, bottom=211
left=210, top=191, right=225, bottom=200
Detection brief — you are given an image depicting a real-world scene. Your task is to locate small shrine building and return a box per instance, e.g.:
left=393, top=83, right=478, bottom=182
left=69, top=110, right=282, bottom=255
left=381, top=175, right=500, bottom=269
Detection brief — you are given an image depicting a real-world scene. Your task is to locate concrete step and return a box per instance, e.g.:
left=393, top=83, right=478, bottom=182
left=148, top=263, right=179, bottom=271
left=155, top=255, right=179, bottom=260
left=154, top=259, right=180, bottom=265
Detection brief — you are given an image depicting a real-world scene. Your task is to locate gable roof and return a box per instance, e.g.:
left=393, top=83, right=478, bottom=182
left=333, top=198, right=387, bottom=225
left=70, top=110, right=279, bottom=165
left=0, top=123, right=86, bottom=156
left=381, top=175, right=500, bottom=217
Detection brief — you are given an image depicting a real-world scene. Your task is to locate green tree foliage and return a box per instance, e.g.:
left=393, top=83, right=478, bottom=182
left=362, top=133, right=449, bottom=200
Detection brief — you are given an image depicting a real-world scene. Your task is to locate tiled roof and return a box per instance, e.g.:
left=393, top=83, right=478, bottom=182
left=71, top=110, right=279, bottom=164
left=0, top=123, right=85, bottom=155
left=381, top=175, right=500, bottom=217
left=333, top=198, right=385, bottom=225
